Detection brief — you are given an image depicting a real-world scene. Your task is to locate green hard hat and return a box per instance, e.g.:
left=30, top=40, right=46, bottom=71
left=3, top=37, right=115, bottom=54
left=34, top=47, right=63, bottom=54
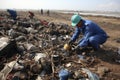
left=71, top=14, right=82, bottom=27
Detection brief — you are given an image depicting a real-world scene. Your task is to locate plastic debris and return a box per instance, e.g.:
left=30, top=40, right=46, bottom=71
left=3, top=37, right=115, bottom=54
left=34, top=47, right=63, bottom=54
left=1, top=11, right=119, bottom=80
left=59, top=69, right=69, bottom=80
left=82, top=68, right=99, bottom=80
left=34, top=53, right=46, bottom=62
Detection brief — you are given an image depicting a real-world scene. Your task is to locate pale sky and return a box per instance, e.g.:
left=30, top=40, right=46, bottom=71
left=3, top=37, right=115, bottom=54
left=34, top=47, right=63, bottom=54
left=0, top=0, right=120, bottom=12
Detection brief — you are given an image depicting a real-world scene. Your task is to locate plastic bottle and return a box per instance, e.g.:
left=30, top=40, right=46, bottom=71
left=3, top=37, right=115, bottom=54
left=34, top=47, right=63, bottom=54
left=59, top=69, right=69, bottom=80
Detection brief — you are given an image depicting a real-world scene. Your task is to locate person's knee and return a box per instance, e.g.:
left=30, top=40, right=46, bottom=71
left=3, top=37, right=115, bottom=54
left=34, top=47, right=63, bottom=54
left=89, top=37, right=100, bottom=50
left=89, top=37, right=96, bottom=44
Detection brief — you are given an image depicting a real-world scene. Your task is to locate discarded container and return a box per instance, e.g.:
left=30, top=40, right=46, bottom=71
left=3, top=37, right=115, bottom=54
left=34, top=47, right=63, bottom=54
left=64, top=44, right=71, bottom=51
left=59, top=69, right=69, bottom=80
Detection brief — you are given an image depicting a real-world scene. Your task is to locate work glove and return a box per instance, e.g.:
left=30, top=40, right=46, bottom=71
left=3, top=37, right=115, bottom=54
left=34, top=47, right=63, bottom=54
left=74, top=45, right=80, bottom=51
left=68, top=40, right=73, bottom=45
left=74, top=45, right=82, bottom=54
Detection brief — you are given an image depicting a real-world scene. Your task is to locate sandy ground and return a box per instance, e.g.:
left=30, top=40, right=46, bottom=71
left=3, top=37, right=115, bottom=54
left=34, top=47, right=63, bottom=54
left=0, top=10, right=120, bottom=79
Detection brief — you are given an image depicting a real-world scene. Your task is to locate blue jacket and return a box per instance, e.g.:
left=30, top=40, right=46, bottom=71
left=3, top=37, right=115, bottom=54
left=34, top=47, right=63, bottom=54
left=7, top=9, right=17, bottom=20
left=71, top=20, right=107, bottom=47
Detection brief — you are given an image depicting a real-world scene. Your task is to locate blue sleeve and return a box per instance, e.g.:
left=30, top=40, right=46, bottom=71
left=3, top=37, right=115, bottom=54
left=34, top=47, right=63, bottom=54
left=78, top=24, right=94, bottom=47
left=71, top=27, right=81, bottom=42
left=84, top=31, right=93, bottom=41
left=8, top=10, right=17, bottom=16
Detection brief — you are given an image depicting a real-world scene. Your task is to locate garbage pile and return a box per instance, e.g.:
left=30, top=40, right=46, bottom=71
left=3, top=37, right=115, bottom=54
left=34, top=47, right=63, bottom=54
left=0, top=13, right=100, bottom=80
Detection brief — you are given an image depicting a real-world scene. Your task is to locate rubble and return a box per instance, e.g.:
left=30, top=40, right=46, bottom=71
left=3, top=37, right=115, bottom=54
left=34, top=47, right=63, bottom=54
left=0, top=11, right=120, bottom=80
left=97, top=66, right=110, bottom=77
left=114, top=38, right=120, bottom=43
left=0, top=37, right=18, bottom=59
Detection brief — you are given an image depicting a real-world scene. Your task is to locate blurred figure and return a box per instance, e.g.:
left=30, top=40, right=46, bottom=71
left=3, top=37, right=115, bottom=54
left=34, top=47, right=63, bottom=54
left=41, top=9, right=43, bottom=15
left=7, top=9, right=17, bottom=20
left=28, top=11, right=34, bottom=19
left=47, top=10, right=50, bottom=16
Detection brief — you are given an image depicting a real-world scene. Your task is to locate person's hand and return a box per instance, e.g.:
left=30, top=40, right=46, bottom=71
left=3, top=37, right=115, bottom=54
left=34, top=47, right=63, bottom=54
left=74, top=45, right=83, bottom=54
left=68, top=40, right=73, bottom=45
left=74, top=45, right=80, bottom=51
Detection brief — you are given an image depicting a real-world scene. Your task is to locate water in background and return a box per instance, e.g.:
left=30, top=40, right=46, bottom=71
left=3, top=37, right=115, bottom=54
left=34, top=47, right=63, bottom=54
left=61, top=11, right=120, bottom=18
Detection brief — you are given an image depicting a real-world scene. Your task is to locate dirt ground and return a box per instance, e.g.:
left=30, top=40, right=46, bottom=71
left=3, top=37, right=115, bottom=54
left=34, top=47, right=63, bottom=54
left=0, top=10, right=120, bottom=80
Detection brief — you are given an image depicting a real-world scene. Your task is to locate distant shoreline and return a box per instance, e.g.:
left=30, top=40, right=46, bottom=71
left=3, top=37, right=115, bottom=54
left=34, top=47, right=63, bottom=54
left=0, top=9, right=120, bottom=19
left=59, top=11, right=120, bottom=18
